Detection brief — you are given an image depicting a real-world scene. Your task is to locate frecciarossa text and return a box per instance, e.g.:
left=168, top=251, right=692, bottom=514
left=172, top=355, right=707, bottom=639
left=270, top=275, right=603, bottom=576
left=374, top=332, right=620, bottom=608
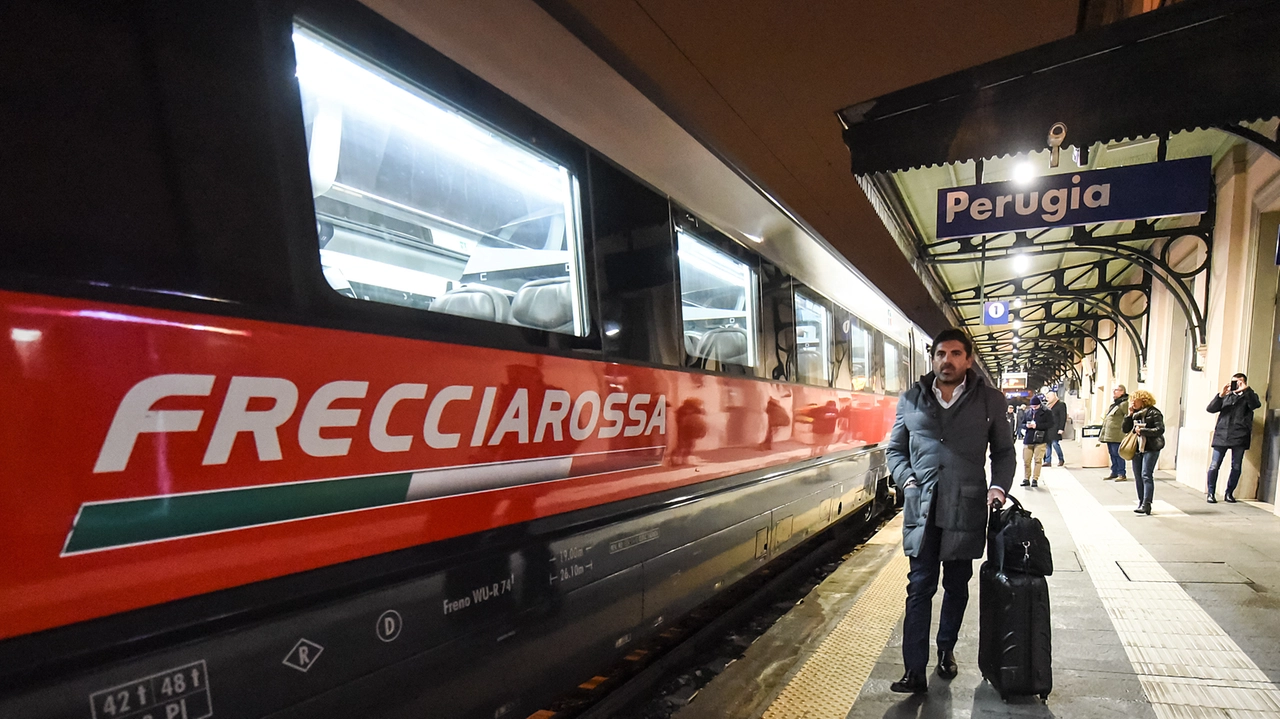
left=94, top=375, right=667, bottom=473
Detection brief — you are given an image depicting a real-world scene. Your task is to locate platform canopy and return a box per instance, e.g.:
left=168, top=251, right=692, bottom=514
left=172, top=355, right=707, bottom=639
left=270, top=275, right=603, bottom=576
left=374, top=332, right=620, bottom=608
left=838, top=0, right=1280, bottom=389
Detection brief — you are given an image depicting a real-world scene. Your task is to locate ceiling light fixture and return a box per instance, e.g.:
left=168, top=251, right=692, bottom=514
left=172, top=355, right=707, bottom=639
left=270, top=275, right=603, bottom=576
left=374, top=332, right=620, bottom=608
left=1012, top=161, right=1035, bottom=185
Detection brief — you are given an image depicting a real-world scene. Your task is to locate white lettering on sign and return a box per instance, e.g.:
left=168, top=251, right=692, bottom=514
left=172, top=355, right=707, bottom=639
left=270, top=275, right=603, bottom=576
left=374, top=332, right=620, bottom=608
left=94, top=374, right=215, bottom=473
left=96, top=377, right=668, bottom=472
left=423, top=384, right=470, bottom=449
left=202, top=377, right=298, bottom=465
left=942, top=180, right=1112, bottom=227
left=298, top=380, right=368, bottom=457
left=369, top=382, right=427, bottom=453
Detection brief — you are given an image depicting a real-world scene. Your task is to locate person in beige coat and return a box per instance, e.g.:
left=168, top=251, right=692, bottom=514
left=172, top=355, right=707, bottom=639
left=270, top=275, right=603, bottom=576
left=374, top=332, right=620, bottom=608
left=1099, top=385, right=1128, bottom=481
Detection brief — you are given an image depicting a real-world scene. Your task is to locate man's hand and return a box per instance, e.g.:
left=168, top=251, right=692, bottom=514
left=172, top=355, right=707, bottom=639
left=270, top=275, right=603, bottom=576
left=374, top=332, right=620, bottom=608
left=987, top=487, right=1006, bottom=509
left=1222, top=383, right=1232, bottom=398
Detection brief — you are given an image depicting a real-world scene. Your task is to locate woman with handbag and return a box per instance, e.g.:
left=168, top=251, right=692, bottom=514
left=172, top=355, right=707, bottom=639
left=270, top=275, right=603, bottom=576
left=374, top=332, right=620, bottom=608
left=1020, top=395, right=1056, bottom=488
left=1121, top=390, right=1165, bottom=515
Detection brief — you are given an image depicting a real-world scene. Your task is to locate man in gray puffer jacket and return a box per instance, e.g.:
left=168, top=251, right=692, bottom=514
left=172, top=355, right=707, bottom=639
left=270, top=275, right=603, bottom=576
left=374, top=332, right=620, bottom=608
left=886, top=328, right=1016, bottom=693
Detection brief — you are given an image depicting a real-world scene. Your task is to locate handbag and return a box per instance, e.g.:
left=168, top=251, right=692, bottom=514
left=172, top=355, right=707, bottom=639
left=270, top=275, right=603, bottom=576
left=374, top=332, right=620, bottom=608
left=1118, top=430, right=1140, bottom=461
left=988, top=495, right=1053, bottom=576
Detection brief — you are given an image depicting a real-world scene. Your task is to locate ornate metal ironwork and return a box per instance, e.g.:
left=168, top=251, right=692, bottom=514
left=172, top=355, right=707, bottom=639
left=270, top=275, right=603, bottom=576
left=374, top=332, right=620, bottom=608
left=917, top=195, right=1213, bottom=385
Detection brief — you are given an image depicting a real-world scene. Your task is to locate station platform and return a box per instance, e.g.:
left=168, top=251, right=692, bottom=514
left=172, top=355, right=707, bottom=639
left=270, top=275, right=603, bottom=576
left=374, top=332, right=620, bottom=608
left=674, top=442, right=1280, bottom=719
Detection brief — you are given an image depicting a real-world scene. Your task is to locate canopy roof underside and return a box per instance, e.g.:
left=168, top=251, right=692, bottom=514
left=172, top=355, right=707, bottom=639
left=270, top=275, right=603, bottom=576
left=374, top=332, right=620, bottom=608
left=839, top=0, right=1280, bottom=388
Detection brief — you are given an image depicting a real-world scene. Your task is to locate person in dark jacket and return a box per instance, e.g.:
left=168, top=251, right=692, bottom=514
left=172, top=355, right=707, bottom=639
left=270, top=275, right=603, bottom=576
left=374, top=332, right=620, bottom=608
left=886, top=328, right=1015, bottom=693
left=1122, top=390, right=1165, bottom=515
left=1020, top=395, right=1056, bottom=487
left=1047, top=391, right=1068, bottom=466
left=1206, top=373, right=1262, bottom=503
left=1099, top=386, right=1129, bottom=481
left=1006, top=404, right=1018, bottom=441
left=1015, top=403, right=1028, bottom=439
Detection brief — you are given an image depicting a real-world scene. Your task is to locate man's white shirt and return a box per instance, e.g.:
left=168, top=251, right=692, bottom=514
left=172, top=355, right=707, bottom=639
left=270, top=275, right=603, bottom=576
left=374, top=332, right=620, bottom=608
left=933, top=377, right=966, bottom=409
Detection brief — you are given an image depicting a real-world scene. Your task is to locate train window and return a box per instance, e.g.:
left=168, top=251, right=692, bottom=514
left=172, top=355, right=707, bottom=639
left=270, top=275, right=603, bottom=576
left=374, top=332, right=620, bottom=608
left=848, top=321, right=872, bottom=391
left=794, top=292, right=831, bottom=385
left=883, top=337, right=910, bottom=394
left=292, top=27, right=588, bottom=336
left=678, top=230, right=758, bottom=370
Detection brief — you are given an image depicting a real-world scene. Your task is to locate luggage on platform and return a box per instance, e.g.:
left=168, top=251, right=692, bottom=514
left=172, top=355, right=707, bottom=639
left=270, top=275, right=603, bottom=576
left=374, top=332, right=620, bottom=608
left=979, top=497, right=1053, bottom=701
left=987, top=495, right=1053, bottom=577
left=978, top=563, right=1053, bottom=700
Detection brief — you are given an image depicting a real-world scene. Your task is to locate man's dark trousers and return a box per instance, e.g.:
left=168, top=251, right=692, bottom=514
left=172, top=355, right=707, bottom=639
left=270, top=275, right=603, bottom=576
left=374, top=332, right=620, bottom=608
left=902, top=512, right=973, bottom=673
left=1207, top=446, right=1247, bottom=497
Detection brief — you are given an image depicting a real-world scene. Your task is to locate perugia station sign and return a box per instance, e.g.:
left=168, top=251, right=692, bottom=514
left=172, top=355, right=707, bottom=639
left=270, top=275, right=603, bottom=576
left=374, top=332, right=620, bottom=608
left=935, top=156, right=1211, bottom=240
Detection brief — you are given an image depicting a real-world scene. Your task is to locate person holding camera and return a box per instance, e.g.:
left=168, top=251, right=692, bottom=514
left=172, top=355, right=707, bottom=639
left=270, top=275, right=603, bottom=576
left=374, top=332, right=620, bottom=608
left=1123, top=390, right=1164, bottom=515
left=1020, top=395, right=1056, bottom=488
left=1206, top=373, right=1262, bottom=503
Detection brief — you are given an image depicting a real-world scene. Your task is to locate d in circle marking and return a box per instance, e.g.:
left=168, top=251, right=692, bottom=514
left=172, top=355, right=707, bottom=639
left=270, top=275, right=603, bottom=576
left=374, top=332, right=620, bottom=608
left=377, top=610, right=403, bottom=643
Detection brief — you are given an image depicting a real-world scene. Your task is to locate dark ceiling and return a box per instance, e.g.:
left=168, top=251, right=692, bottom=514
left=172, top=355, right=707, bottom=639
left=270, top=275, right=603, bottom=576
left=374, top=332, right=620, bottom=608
left=534, top=0, right=1081, bottom=334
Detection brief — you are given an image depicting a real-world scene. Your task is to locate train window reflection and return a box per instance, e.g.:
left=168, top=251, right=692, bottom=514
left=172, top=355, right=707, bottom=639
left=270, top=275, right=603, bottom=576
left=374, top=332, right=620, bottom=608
left=849, top=323, right=871, bottom=390
left=678, top=231, right=757, bottom=370
left=794, top=292, right=830, bottom=385
left=884, top=338, right=909, bottom=394
left=293, top=27, right=587, bottom=336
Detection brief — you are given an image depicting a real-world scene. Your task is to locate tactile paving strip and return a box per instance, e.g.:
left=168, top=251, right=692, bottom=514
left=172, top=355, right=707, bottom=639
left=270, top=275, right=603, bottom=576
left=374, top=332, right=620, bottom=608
left=1043, top=467, right=1280, bottom=718
left=761, top=534, right=909, bottom=719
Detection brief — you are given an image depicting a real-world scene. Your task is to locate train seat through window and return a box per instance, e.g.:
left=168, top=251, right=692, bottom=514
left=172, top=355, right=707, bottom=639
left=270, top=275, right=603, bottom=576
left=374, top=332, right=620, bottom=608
left=512, top=277, right=574, bottom=332
left=797, top=348, right=824, bottom=383
left=694, top=326, right=749, bottom=370
left=432, top=284, right=513, bottom=323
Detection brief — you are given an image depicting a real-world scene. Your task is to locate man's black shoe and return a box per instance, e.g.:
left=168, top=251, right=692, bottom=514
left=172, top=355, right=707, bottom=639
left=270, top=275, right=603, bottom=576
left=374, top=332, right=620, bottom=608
left=1225, top=493, right=1238, bottom=503
left=890, top=669, right=928, bottom=693
left=936, top=649, right=958, bottom=679
left=1020, top=480, right=1030, bottom=486
left=1103, top=474, right=1117, bottom=480
left=1207, top=494, right=1217, bottom=504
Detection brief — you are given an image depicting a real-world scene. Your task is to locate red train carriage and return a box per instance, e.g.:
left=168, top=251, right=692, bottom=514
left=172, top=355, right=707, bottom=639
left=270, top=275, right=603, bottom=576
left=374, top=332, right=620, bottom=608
left=0, top=1, right=925, bottom=717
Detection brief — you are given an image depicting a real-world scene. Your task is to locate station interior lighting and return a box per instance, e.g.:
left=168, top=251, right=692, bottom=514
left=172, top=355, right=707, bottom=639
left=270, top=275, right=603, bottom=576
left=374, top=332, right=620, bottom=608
left=1012, top=252, right=1031, bottom=273
left=1013, top=319, right=1023, bottom=329
left=1012, top=160, right=1036, bottom=185
left=1013, top=298, right=1024, bottom=308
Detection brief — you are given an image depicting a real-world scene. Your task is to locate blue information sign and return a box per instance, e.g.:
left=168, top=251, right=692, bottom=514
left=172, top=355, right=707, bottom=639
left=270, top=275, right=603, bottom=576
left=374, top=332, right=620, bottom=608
left=983, top=301, right=1009, bottom=325
left=937, top=156, right=1211, bottom=239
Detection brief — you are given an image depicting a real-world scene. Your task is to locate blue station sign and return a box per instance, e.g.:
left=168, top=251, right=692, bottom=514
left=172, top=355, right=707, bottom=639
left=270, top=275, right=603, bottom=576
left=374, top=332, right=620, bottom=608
left=982, top=300, right=1010, bottom=325
left=936, top=156, right=1211, bottom=239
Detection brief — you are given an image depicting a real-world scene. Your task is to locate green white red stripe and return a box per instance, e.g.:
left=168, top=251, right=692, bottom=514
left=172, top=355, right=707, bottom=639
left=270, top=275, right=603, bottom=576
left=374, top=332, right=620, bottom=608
left=63, top=446, right=665, bottom=555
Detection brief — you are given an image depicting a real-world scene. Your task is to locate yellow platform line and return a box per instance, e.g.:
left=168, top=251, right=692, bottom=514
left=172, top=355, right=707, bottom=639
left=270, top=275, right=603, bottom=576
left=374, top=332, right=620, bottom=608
left=762, top=527, right=909, bottom=719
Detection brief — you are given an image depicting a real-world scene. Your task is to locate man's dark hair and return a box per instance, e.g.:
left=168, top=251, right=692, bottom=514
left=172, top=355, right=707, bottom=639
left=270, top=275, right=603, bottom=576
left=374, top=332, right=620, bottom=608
left=930, top=328, right=973, bottom=357
left=1234, top=372, right=1248, bottom=382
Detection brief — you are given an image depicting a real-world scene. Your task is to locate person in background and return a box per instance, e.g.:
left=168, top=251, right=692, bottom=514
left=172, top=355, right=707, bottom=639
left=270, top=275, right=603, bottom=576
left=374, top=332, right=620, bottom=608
left=1006, top=404, right=1018, bottom=441
left=1123, top=390, right=1165, bottom=515
left=1047, top=391, right=1068, bottom=466
left=1206, top=372, right=1262, bottom=503
left=885, top=328, right=1014, bottom=693
left=1020, top=395, right=1055, bottom=488
left=1099, top=385, right=1129, bottom=481
left=1015, top=403, right=1028, bottom=440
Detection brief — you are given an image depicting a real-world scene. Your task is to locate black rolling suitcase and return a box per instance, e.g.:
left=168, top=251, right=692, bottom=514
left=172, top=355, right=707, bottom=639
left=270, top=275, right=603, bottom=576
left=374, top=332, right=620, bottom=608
left=978, top=496, right=1053, bottom=701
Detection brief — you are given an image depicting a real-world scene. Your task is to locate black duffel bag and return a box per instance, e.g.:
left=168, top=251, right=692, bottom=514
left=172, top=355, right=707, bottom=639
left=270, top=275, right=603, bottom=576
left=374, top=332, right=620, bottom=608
left=988, top=495, right=1053, bottom=576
